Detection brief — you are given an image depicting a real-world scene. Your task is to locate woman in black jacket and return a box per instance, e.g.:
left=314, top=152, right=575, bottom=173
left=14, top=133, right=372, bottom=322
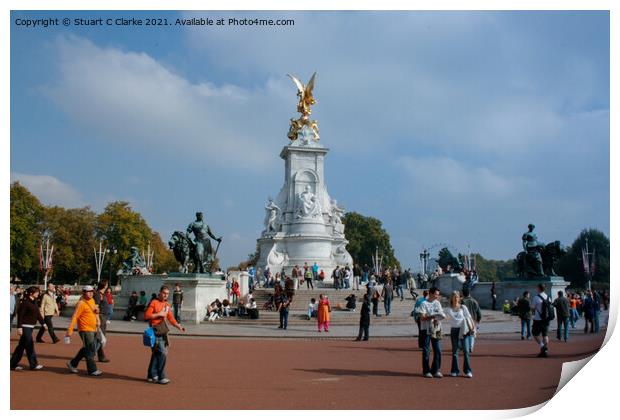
left=10, top=286, right=45, bottom=370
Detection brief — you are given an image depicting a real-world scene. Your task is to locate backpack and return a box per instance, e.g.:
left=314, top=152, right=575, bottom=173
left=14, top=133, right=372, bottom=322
left=143, top=326, right=156, bottom=347
left=538, top=294, right=555, bottom=323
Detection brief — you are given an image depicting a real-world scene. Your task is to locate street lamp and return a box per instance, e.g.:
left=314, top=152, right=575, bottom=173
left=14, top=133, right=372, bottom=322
left=107, top=246, right=117, bottom=285
left=419, top=249, right=430, bottom=276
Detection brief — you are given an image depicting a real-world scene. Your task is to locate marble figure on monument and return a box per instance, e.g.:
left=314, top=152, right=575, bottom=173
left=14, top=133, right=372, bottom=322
left=267, top=243, right=289, bottom=267
left=264, top=198, right=281, bottom=233
left=296, top=185, right=322, bottom=219
left=329, top=199, right=345, bottom=236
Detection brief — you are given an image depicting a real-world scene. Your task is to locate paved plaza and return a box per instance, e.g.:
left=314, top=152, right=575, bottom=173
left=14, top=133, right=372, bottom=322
left=10, top=312, right=607, bottom=410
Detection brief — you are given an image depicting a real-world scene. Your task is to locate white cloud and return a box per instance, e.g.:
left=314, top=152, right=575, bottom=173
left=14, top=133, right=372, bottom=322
left=42, top=35, right=292, bottom=169
left=11, top=173, right=84, bottom=208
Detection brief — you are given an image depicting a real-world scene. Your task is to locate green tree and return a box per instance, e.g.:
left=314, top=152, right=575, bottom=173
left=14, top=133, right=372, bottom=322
left=41, top=206, right=97, bottom=283
left=10, top=182, right=44, bottom=282
left=473, top=254, right=515, bottom=283
left=150, top=231, right=178, bottom=274
left=437, top=247, right=461, bottom=271
left=343, top=212, right=400, bottom=269
left=95, top=201, right=154, bottom=283
left=557, top=228, right=610, bottom=288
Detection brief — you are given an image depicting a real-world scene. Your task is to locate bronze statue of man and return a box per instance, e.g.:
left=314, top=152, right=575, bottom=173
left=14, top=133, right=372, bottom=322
left=186, top=212, right=222, bottom=273
left=522, top=223, right=543, bottom=276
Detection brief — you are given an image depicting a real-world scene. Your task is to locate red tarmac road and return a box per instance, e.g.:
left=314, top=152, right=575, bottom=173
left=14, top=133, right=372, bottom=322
left=10, top=331, right=604, bottom=410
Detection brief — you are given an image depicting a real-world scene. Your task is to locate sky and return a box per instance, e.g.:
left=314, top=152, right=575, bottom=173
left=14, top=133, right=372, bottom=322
left=10, top=10, right=610, bottom=271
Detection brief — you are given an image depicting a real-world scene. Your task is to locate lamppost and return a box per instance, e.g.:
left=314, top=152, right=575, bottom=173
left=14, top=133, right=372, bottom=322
left=40, top=232, right=54, bottom=290
left=107, top=246, right=117, bottom=285
left=94, top=240, right=106, bottom=284
left=419, top=249, right=430, bottom=276
left=582, top=238, right=595, bottom=291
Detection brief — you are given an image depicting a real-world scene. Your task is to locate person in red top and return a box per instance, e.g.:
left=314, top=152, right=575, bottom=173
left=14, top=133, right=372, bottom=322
left=230, top=279, right=241, bottom=304
left=144, top=285, right=185, bottom=384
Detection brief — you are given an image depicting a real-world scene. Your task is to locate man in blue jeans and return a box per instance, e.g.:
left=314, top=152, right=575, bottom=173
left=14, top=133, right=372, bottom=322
left=416, top=287, right=446, bottom=378
left=144, top=286, right=186, bottom=384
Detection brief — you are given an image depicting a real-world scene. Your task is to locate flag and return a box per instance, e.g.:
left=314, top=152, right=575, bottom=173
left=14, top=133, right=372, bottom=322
left=39, top=243, right=43, bottom=271
left=582, top=248, right=590, bottom=275
left=591, top=249, right=597, bottom=277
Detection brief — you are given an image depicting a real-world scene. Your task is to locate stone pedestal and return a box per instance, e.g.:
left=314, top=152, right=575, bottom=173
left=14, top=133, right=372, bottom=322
left=115, top=273, right=227, bottom=324
left=435, top=274, right=570, bottom=309
left=256, top=132, right=353, bottom=281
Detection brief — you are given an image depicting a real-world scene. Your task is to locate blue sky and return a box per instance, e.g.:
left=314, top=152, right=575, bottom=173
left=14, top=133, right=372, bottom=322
left=10, top=10, right=610, bottom=271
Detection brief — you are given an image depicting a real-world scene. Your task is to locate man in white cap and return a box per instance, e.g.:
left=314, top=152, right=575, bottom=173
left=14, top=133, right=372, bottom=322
left=65, top=285, right=102, bottom=376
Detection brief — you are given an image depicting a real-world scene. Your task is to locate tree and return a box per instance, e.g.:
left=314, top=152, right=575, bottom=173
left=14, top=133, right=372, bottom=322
left=342, top=212, right=400, bottom=270
left=472, top=254, right=515, bottom=283
left=437, top=247, right=461, bottom=272
left=10, top=182, right=44, bottom=282
left=95, top=201, right=154, bottom=283
left=150, top=231, right=178, bottom=274
left=41, top=206, right=97, bottom=283
left=557, top=228, right=610, bottom=288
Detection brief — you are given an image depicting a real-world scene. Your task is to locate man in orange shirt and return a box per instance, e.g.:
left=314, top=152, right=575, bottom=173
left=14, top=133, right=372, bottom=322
left=65, top=285, right=102, bottom=376
left=145, top=285, right=185, bottom=384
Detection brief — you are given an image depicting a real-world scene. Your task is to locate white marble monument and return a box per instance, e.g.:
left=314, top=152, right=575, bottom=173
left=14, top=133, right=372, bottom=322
left=256, top=73, right=353, bottom=281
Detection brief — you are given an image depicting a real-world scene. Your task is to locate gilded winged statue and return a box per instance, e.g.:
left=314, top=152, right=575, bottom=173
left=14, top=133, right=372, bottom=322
left=287, top=72, right=316, bottom=119
left=287, top=72, right=320, bottom=142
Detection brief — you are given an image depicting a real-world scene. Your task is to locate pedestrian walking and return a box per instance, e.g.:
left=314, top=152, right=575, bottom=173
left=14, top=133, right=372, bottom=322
left=553, top=291, right=570, bottom=342
left=517, top=291, right=532, bottom=340
left=10, top=285, right=16, bottom=329
left=416, top=287, right=446, bottom=378
left=305, top=266, right=314, bottom=289
left=461, top=287, right=481, bottom=352
left=532, top=283, right=552, bottom=357
left=65, top=285, right=102, bottom=376
left=353, top=264, right=361, bottom=291
left=172, top=283, right=183, bottom=323
left=355, top=294, right=371, bottom=341
left=144, top=285, right=186, bottom=384
left=582, top=291, right=596, bottom=333
left=36, top=283, right=60, bottom=343
left=568, top=293, right=580, bottom=328
left=592, top=289, right=601, bottom=333
left=371, top=288, right=381, bottom=317
left=382, top=279, right=394, bottom=316
left=278, top=295, right=290, bottom=330
left=93, top=282, right=111, bottom=363
left=447, top=291, right=474, bottom=378
left=491, top=282, right=497, bottom=311
left=10, top=286, right=44, bottom=371
left=332, top=266, right=341, bottom=290
left=413, top=290, right=428, bottom=348
left=317, top=294, right=331, bottom=333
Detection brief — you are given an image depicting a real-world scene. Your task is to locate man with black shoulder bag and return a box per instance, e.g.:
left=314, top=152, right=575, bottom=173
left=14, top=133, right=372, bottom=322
left=144, top=285, right=186, bottom=384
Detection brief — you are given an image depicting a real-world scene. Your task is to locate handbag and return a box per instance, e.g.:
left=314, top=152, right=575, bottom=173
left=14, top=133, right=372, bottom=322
left=143, top=326, right=156, bottom=347
left=464, top=308, right=477, bottom=337
left=153, top=320, right=170, bottom=337
left=430, top=320, right=442, bottom=339
left=97, top=327, right=107, bottom=348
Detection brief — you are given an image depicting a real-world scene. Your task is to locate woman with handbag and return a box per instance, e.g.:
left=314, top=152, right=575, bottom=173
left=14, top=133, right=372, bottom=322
left=446, top=291, right=474, bottom=378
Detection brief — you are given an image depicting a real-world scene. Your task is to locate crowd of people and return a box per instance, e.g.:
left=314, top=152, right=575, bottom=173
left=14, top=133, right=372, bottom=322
left=10, top=273, right=607, bottom=382
left=10, top=281, right=187, bottom=385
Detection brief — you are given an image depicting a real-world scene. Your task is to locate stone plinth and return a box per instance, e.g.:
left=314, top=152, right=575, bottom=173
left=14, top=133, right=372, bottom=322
left=436, top=274, right=570, bottom=309
left=116, top=273, right=226, bottom=324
